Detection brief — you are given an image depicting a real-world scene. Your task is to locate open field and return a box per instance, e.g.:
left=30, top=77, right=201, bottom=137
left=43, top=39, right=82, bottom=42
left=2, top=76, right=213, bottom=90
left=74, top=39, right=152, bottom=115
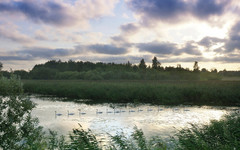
left=23, top=80, right=240, bottom=106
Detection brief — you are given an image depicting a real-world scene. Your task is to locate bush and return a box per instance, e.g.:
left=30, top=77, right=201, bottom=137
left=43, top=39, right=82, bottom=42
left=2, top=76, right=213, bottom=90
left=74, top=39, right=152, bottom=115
left=0, top=76, right=46, bottom=149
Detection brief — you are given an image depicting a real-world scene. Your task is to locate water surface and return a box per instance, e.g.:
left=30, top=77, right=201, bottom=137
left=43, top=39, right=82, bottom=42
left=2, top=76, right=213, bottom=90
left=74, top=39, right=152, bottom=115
left=31, top=96, right=236, bottom=141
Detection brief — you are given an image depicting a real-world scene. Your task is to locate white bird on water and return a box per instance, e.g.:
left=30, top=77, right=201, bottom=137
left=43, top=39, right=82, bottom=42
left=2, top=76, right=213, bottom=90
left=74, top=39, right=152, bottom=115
left=96, top=109, right=103, bottom=114
left=78, top=109, right=86, bottom=115
left=120, top=109, right=126, bottom=113
left=114, top=109, right=120, bottom=113
left=129, top=109, right=135, bottom=112
left=147, top=108, right=153, bottom=112
left=106, top=109, right=113, bottom=113
left=67, top=110, right=74, bottom=116
left=55, top=111, right=62, bottom=116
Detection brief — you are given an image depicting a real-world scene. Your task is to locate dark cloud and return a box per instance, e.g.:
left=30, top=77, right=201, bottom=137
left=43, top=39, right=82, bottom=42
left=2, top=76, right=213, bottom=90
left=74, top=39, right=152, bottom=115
left=120, top=23, right=139, bottom=34
left=128, top=0, right=187, bottom=22
left=127, top=0, right=231, bottom=24
left=0, top=56, right=33, bottom=61
left=178, top=42, right=202, bottom=55
left=1, top=43, right=128, bottom=62
left=137, top=41, right=177, bottom=54
left=111, top=35, right=127, bottom=43
left=198, top=36, right=225, bottom=48
left=157, top=56, right=206, bottom=63
left=214, top=56, right=240, bottom=63
left=16, top=48, right=73, bottom=59
left=192, top=0, right=228, bottom=19
left=225, top=21, right=240, bottom=52
left=87, top=44, right=128, bottom=55
left=136, top=41, right=202, bottom=56
left=0, top=1, right=73, bottom=26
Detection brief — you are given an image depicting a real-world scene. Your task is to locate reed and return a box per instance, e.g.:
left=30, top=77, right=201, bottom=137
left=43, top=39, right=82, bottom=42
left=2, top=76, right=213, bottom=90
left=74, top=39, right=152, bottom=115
left=23, top=80, right=240, bottom=106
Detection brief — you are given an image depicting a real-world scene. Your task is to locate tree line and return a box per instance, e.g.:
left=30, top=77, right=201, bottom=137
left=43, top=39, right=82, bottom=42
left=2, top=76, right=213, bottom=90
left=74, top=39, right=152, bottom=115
left=0, top=57, right=238, bottom=80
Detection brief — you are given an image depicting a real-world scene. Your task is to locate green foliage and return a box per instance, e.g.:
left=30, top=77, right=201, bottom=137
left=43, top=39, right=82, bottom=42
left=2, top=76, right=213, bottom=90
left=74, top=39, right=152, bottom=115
left=3, top=59, right=224, bottom=81
left=0, top=75, right=23, bottom=96
left=0, top=75, right=46, bottom=149
left=0, top=62, right=2, bottom=76
left=174, top=114, right=240, bottom=150
left=139, top=59, right=147, bottom=69
left=66, top=124, right=102, bottom=150
left=47, top=130, right=66, bottom=150
left=109, top=127, right=167, bottom=150
left=152, top=57, right=161, bottom=70
left=13, top=70, right=29, bottom=79
left=30, top=67, right=57, bottom=79
left=23, top=80, right=240, bottom=106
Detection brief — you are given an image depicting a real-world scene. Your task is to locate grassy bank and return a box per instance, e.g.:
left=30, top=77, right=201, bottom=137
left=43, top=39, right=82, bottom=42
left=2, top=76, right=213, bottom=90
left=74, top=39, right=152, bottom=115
left=23, top=80, right=240, bottom=106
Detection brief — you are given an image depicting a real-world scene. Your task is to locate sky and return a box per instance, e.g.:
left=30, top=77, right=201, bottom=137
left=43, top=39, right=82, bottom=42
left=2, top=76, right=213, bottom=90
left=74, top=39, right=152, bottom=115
left=0, top=0, right=240, bottom=71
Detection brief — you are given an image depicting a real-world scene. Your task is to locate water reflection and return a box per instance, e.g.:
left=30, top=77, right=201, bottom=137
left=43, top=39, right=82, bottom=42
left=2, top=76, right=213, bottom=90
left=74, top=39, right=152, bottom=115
left=31, top=96, right=236, bottom=141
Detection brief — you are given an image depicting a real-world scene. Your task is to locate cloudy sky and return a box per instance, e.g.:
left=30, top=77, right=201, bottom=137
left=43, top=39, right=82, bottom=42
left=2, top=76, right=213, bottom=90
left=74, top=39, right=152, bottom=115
left=0, top=0, right=240, bottom=71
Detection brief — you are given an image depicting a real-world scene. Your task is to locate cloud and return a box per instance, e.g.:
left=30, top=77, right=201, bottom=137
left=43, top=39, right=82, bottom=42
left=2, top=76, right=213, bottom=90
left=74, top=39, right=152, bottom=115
left=80, top=44, right=128, bottom=55
left=0, top=1, right=73, bottom=26
left=136, top=41, right=202, bottom=56
left=1, top=43, right=128, bottom=61
left=120, top=23, right=139, bottom=34
left=127, top=0, right=231, bottom=24
left=192, top=0, right=228, bottom=19
left=137, top=41, right=177, bottom=54
left=225, top=21, right=240, bottom=52
left=157, top=56, right=206, bottom=63
left=178, top=42, right=202, bottom=55
left=0, top=23, right=34, bottom=43
left=198, top=36, right=225, bottom=48
left=214, top=55, right=240, bottom=63
left=0, top=0, right=119, bottom=27
left=16, top=48, right=74, bottom=59
left=0, top=56, right=34, bottom=61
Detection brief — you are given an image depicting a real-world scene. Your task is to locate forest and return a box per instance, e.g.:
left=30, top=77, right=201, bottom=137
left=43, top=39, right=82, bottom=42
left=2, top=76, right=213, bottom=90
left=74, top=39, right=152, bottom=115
left=2, top=57, right=239, bottom=80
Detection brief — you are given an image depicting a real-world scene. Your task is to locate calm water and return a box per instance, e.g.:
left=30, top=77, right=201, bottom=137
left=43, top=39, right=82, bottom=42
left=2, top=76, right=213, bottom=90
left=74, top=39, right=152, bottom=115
left=31, top=96, right=237, bottom=142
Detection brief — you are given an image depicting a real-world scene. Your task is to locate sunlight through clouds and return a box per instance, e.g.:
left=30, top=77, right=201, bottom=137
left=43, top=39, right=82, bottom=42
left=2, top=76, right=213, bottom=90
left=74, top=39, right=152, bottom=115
left=0, top=0, right=239, bottom=70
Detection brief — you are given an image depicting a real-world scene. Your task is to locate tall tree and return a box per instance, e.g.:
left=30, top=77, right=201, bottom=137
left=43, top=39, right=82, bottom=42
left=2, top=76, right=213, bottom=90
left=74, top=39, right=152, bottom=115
left=152, top=57, right=161, bottom=69
left=193, top=61, right=199, bottom=72
left=139, top=59, right=147, bottom=69
left=0, top=62, right=2, bottom=71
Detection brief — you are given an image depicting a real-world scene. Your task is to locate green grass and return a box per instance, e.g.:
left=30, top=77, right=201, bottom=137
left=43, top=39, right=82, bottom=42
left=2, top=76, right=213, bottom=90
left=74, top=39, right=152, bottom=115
left=22, top=80, right=240, bottom=106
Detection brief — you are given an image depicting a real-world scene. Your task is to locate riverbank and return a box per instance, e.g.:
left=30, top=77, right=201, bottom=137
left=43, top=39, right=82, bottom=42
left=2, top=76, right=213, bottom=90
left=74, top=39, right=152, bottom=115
left=23, top=80, right=240, bottom=106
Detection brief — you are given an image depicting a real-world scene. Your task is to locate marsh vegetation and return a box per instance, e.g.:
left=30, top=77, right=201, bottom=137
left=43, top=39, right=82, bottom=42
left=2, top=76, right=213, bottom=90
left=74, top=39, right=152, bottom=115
left=23, top=80, right=240, bottom=106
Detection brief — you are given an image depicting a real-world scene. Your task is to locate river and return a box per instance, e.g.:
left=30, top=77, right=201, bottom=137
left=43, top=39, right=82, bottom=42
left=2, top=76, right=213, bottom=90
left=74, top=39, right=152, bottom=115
left=30, top=96, right=237, bottom=144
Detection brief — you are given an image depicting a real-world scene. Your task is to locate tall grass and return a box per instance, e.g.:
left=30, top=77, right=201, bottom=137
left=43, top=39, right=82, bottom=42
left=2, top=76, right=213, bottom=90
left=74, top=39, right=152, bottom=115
left=23, top=80, right=240, bottom=106
left=45, top=113, right=240, bottom=150
left=174, top=113, right=240, bottom=150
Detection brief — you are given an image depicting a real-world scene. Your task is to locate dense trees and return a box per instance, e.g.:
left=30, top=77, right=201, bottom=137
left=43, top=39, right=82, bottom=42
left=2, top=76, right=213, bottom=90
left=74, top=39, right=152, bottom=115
left=0, top=62, right=2, bottom=71
left=2, top=58, right=239, bottom=80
